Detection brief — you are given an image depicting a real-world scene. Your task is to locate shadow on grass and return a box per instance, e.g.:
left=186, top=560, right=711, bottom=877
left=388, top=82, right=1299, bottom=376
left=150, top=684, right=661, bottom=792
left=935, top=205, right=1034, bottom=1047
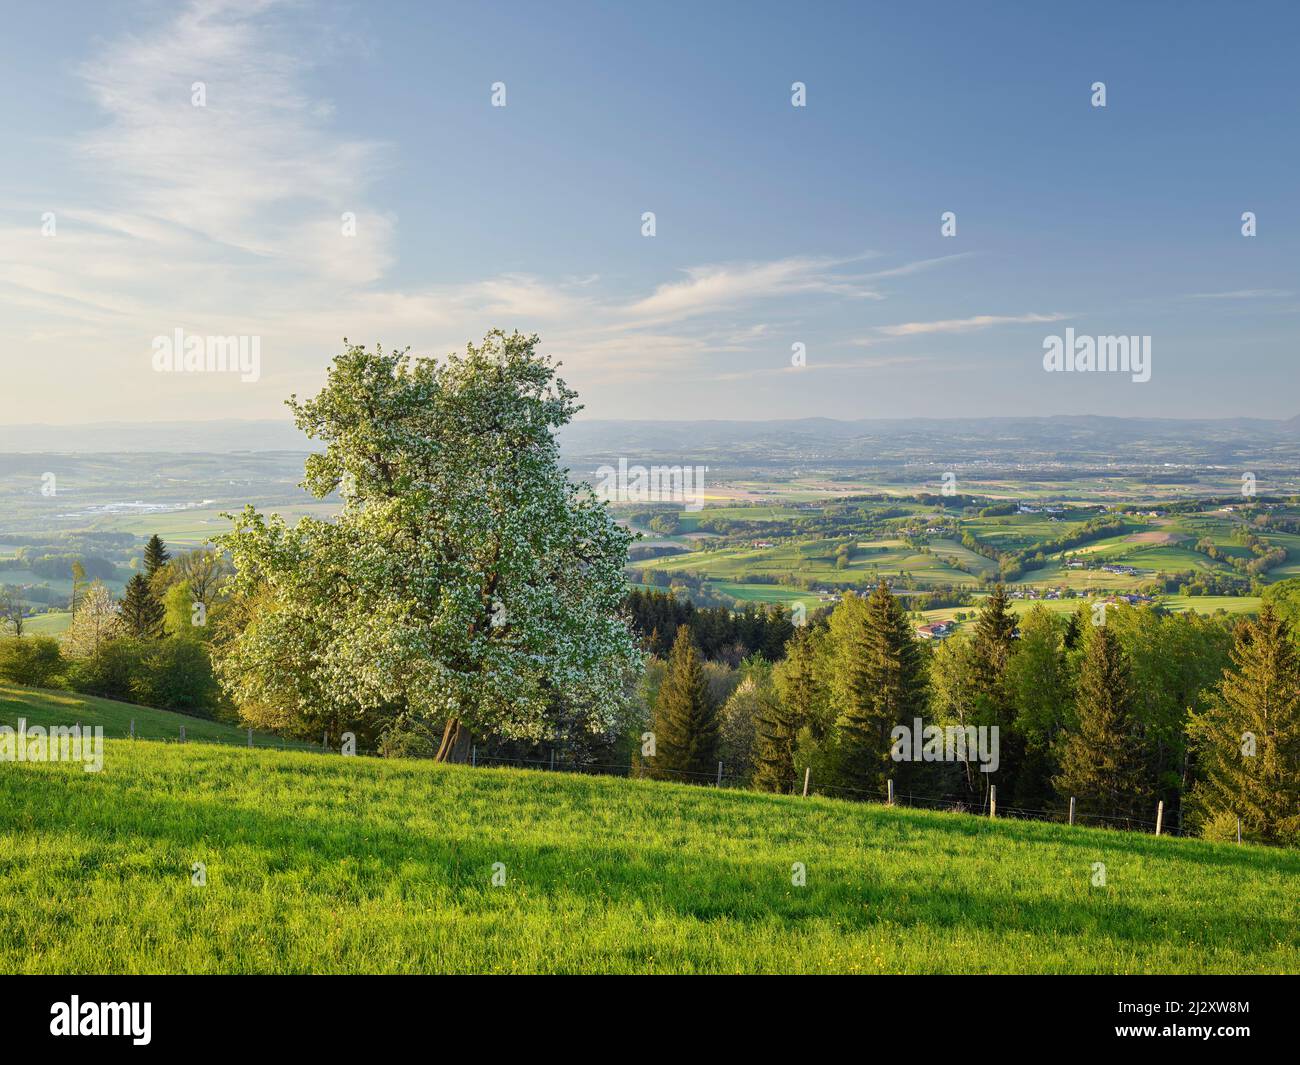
left=3, top=757, right=1293, bottom=958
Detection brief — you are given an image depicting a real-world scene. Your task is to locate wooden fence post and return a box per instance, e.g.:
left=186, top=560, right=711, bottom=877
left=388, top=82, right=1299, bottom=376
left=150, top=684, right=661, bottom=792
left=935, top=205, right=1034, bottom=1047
left=1236, top=816, right=1242, bottom=845
left=716, top=761, right=723, bottom=787
left=247, top=728, right=252, bottom=747
left=989, top=785, right=996, bottom=819
left=129, top=719, right=135, bottom=739
left=179, top=724, right=185, bottom=743
left=1068, top=796, right=1075, bottom=826
left=471, top=744, right=477, bottom=767
left=887, top=779, right=894, bottom=806
left=1155, top=800, right=1164, bottom=837
left=802, top=767, right=810, bottom=797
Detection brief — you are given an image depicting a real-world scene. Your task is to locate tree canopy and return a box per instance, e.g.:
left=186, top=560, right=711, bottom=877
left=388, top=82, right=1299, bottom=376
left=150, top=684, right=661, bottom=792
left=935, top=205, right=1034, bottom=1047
left=214, top=331, right=641, bottom=756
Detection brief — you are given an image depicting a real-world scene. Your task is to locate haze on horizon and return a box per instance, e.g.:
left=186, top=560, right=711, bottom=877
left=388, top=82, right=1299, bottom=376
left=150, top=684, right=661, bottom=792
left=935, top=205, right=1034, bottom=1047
left=1, top=0, right=1296, bottom=426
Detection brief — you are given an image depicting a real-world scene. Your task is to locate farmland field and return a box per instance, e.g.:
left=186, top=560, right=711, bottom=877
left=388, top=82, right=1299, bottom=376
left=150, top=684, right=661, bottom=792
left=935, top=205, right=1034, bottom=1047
left=633, top=537, right=982, bottom=589
left=1160, top=595, right=1265, bottom=616
left=712, top=581, right=812, bottom=605
left=1, top=683, right=1296, bottom=974
left=21, top=612, right=72, bottom=636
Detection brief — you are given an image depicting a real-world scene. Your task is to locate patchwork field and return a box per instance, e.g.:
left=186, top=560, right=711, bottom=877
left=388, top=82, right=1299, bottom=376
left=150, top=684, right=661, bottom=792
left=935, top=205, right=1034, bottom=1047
left=918, top=594, right=1265, bottom=632
left=633, top=537, right=981, bottom=590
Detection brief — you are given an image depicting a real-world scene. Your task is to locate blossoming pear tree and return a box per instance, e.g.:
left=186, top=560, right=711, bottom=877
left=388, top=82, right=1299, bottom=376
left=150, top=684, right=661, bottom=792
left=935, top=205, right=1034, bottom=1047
left=214, top=331, right=642, bottom=760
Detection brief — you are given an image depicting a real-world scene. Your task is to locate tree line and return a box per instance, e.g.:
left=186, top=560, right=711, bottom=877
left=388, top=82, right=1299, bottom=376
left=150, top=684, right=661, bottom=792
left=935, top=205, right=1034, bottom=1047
left=624, top=588, right=794, bottom=663
left=642, top=580, right=1300, bottom=846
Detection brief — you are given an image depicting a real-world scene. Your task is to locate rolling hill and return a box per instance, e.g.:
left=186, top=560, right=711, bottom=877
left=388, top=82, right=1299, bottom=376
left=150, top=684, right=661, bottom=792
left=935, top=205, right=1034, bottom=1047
left=1, top=684, right=1297, bottom=974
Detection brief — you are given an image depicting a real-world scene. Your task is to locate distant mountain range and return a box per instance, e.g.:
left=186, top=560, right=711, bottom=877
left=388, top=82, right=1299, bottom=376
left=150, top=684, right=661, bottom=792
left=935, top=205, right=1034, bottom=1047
left=1, top=415, right=1296, bottom=467
left=559, top=415, right=1300, bottom=467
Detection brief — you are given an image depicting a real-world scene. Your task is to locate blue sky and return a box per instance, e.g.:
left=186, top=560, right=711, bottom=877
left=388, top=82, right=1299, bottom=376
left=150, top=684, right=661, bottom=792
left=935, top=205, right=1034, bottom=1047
left=1, top=0, right=1296, bottom=423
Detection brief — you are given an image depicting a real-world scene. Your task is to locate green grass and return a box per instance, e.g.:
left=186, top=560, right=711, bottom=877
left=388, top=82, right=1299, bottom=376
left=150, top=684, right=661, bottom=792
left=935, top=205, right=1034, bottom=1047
left=1162, top=595, right=1263, bottom=616
left=927, top=538, right=1000, bottom=578
left=923, top=596, right=1263, bottom=626
left=0, top=683, right=314, bottom=749
left=2, top=685, right=1297, bottom=974
left=633, top=537, right=979, bottom=589
left=22, top=612, right=72, bottom=636
left=712, top=581, right=812, bottom=605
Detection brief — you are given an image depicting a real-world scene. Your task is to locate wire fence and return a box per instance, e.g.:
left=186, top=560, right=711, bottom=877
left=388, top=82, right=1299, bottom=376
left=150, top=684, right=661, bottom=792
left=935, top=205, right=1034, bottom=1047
left=105, top=720, right=1246, bottom=843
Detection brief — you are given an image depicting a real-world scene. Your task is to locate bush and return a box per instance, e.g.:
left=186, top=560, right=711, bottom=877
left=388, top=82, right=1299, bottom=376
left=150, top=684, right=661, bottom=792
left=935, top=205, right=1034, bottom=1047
left=67, top=637, right=147, bottom=702
left=377, top=721, right=438, bottom=759
left=66, top=635, right=222, bottom=717
left=1198, top=809, right=1244, bottom=845
left=0, top=636, right=65, bottom=687
left=133, top=637, right=221, bottom=717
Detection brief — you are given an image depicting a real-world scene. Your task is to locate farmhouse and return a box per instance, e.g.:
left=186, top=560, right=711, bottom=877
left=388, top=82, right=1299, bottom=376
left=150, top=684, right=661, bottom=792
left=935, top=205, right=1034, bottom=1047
left=916, top=621, right=952, bottom=640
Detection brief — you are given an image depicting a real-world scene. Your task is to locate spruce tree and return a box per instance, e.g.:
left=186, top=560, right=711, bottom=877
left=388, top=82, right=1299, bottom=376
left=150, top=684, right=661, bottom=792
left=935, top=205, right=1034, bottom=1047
left=1053, top=624, right=1149, bottom=820
left=1063, top=610, right=1082, bottom=651
left=970, top=582, right=1023, bottom=795
left=648, top=625, right=719, bottom=782
left=971, top=582, right=1017, bottom=700
left=773, top=624, right=829, bottom=737
left=143, top=534, right=171, bottom=579
left=1190, top=604, right=1300, bottom=844
left=832, top=581, right=927, bottom=795
left=119, top=573, right=165, bottom=639
left=751, top=683, right=799, bottom=793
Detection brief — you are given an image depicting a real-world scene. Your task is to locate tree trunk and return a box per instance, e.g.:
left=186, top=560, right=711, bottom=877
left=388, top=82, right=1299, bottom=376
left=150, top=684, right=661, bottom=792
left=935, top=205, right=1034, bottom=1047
left=434, top=718, right=473, bottom=763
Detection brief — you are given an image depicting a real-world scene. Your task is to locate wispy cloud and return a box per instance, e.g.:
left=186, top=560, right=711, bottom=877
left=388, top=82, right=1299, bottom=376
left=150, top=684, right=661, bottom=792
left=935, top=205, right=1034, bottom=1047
left=77, top=0, right=390, bottom=277
left=1182, top=289, right=1291, bottom=301
left=0, top=0, right=981, bottom=421
left=858, top=253, right=974, bottom=281
left=877, top=312, right=1069, bottom=337
left=623, top=254, right=885, bottom=326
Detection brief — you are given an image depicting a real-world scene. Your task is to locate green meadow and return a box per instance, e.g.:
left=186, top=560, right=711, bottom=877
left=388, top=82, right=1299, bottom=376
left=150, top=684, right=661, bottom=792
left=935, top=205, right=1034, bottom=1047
left=20, top=612, right=72, bottom=636
left=712, top=581, right=812, bottom=605
left=0, top=683, right=314, bottom=749
left=2, top=684, right=1296, bottom=974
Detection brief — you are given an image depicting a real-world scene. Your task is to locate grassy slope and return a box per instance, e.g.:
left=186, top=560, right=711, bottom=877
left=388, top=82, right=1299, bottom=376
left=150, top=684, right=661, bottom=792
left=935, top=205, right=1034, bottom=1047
left=22, top=612, right=72, bottom=636
left=0, top=683, right=313, bottom=749
left=2, top=686, right=1297, bottom=974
